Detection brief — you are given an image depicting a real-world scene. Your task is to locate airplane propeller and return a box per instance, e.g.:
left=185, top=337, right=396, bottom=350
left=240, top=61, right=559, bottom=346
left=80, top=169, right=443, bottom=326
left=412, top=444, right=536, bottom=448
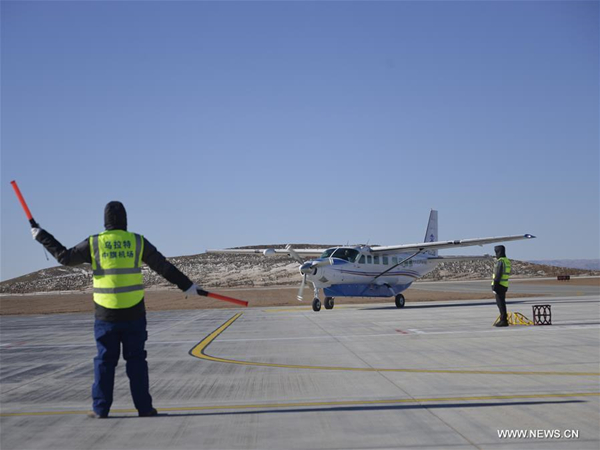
left=297, top=274, right=307, bottom=301
left=285, top=244, right=304, bottom=264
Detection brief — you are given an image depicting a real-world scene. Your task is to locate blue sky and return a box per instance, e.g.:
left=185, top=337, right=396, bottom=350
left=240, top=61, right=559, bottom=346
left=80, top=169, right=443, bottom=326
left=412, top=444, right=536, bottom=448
left=1, top=1, right=598, bottom=282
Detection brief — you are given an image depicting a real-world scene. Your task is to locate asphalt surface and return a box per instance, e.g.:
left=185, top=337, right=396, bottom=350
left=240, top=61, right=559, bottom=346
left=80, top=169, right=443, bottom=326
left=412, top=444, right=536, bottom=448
left=1, top=280, right=599, bottom=450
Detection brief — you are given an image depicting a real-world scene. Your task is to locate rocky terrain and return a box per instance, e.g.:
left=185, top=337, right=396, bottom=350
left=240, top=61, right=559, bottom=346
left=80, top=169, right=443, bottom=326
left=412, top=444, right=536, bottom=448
left=529, top=259, right=600, bottom=271
left=2, top=246, right=598, bottom=295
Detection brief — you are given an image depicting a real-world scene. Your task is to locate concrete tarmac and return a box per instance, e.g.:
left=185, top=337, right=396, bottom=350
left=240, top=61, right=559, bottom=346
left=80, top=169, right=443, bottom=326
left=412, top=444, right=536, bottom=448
left=411, top=277, right=600, bottom=297
left=1, top=282, right=599, bottom=449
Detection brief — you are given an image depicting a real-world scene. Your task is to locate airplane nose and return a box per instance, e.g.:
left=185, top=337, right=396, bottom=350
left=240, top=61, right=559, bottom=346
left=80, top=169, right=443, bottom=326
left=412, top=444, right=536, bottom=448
left=300, top=262, right=316, bottom=275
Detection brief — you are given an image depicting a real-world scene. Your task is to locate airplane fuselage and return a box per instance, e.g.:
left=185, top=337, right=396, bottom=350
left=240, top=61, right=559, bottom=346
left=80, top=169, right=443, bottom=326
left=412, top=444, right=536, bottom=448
left=302, top=247, right=440, bottom=298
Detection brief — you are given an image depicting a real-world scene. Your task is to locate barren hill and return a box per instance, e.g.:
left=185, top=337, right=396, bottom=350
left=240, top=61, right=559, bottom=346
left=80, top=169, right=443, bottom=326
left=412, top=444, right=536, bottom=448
left=1, top=246, right=597, bottom=295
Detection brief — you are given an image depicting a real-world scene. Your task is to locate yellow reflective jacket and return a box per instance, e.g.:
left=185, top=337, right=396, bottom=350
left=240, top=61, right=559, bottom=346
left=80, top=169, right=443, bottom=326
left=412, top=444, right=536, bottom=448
left=89, top=230, right=144, bottom=309
left=491, top=256, right=511, bottom=288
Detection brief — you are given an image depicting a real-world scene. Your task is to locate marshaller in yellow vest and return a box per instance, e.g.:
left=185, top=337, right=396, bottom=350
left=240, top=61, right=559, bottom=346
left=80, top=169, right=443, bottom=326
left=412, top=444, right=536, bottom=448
left=491, top=245, right=511, bottom=327
left=33, top=201, right=207, bottom=419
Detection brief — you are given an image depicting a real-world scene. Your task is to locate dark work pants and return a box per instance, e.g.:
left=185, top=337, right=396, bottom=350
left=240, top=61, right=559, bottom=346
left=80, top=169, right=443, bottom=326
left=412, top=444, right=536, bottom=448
left=92, top=317, right=153, bottom=416
left=495, top=285, right=508, bottom=321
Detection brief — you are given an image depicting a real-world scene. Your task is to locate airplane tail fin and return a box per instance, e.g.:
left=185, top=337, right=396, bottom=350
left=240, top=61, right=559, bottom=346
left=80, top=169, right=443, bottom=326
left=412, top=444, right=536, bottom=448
left=424, top=210, right=438, bottom=256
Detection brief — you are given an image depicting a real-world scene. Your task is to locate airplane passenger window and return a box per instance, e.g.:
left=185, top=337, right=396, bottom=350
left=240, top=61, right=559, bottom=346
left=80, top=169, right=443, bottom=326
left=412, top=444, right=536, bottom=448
left=392, top=257, right=398, bottom=265
left=383, top=256, right=389, bottom=265
left=367, top=255, right=372, bottom=264
left=374, top=256, right=380, bottom=264
left=359, top=255, right=365, bottom=264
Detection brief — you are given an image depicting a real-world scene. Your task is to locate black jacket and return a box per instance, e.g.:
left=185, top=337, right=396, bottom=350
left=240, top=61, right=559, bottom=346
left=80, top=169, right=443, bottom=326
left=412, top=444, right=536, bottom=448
left=35, top=202, right=193, bottom=321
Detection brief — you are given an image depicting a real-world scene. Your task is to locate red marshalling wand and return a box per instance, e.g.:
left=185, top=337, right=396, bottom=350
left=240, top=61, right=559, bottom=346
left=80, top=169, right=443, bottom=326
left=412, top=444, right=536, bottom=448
left=10, top=180, right=39, bottom=228
left=198, top=290, right=248, bottom=307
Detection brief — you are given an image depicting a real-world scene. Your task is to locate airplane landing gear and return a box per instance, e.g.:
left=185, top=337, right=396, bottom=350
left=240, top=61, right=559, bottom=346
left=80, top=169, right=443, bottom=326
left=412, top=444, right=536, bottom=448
left=324, top=297, right=335, bottom=309
left=395, top=294, right=405, bottom=308
left=312, top=298, right=321, bottom=312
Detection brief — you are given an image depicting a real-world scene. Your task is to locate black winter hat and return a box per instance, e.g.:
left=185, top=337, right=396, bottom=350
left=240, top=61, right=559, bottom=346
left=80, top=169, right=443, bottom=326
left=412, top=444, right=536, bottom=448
left=494, top=245, right=506, bottom=258
left=104, top=201, right=127, bottom=230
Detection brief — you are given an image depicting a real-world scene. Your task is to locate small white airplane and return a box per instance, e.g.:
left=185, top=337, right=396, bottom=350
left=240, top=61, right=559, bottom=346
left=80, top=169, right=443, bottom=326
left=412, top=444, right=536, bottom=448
left=208, top=210, right=535, bottom=312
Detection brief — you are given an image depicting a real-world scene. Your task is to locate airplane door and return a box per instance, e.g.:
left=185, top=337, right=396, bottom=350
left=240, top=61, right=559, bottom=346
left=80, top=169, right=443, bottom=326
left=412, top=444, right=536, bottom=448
left=353, top=255, right=366, bottom=281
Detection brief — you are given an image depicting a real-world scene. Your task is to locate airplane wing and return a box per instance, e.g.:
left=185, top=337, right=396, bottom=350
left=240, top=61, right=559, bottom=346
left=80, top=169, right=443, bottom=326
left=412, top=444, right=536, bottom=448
left=429, top=255, right=493, bottom=261
left=370, top=234, right=535, bottom=253
left=206, top=247, right=327, bottom=258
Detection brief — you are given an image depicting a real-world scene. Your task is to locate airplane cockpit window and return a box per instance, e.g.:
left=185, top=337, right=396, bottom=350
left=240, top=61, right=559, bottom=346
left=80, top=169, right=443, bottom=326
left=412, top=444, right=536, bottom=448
left=331, top=248, right=360, bottom=262
left=359, top=255, right=366, bottom=264
left=320, top=248, right=337, bottom=259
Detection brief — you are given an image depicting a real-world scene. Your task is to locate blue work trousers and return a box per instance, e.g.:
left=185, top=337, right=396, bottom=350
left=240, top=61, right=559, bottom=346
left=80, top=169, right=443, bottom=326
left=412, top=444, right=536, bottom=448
left=92, top=317, right=153, bottom=416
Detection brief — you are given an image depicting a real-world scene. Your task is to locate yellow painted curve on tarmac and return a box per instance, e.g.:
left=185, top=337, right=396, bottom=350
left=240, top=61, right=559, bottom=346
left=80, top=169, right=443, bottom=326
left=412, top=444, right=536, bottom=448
left=189, top=313, right=600, bottom=377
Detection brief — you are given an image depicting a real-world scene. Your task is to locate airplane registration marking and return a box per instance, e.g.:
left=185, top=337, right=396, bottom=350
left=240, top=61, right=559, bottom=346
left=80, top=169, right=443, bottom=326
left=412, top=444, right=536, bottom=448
left=189, top=314, right=600, bottom=376
left=1, top=392, right=598, bottom=417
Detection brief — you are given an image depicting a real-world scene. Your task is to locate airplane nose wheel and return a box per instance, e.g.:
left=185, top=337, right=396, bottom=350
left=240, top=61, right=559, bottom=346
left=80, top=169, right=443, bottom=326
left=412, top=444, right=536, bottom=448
left=312, top=298, right=321, bottom=312
left=324, top=297, right=335, bottom=309
left=395, top=294, right=405, bottom=308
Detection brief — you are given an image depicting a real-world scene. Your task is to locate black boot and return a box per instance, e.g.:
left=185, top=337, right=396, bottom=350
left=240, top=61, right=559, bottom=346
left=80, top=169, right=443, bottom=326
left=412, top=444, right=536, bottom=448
left=138, top=408, right=158, bottom=417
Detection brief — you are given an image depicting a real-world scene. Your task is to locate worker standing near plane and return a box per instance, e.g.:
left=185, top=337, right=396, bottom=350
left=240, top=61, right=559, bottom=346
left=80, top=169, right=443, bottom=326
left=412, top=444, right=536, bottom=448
left=31, top=201, right=206, bottom=418
left=492, top=245, right=511, bottom=327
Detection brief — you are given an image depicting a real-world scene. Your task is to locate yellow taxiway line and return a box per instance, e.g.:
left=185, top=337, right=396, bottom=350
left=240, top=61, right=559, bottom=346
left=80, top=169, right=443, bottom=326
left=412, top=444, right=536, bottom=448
left=189, top=313, right=600, bottom=377
left=1, top=392, right=599, bottom=417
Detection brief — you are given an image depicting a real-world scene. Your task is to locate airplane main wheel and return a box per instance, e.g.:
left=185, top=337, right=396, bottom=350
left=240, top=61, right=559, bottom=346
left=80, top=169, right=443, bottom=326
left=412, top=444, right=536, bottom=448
left=312, top=298, right=322, bottom=312
left=324, top=297, right=335, bottom=309
left=395, top=294, right=405, bottom=308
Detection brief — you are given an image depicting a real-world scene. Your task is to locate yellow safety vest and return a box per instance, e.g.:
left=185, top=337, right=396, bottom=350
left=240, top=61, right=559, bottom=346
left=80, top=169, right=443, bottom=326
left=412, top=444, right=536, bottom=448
left=491, top=256, right=511, bottom=288
left=89, top=230, right=144, bottom=309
